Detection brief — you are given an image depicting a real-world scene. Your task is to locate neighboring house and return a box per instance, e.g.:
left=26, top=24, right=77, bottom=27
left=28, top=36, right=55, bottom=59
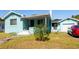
left=51, top=19, right=61, bottom=32
left=0, top=18, right=4, bottom=31
left=52, top=18, right=79, bottom=32
left=4, top=11, right=51, bottom=35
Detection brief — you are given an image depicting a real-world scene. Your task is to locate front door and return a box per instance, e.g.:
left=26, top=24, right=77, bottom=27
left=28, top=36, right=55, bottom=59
left=29, top=20, right=34, bottom=27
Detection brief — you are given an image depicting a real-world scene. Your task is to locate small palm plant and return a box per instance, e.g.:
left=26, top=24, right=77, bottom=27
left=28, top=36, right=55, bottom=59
left=34, top=24, right=50, bottom=41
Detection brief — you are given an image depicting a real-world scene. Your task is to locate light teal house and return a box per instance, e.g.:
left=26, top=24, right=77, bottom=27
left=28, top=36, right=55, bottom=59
left=4, top=11, right=51, bottom=35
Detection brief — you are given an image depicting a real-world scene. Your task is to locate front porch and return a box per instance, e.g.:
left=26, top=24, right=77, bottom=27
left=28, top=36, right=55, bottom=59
left=18, top=14, right=51, bottom=35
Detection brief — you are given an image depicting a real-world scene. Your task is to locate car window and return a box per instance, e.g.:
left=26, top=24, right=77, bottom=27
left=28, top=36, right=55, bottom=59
left=75, top=25, right=79, bottom=28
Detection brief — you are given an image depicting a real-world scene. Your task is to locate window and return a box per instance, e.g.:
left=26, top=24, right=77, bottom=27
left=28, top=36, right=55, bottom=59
left=0, top=24, right=4, bottom=29
left=0, top=24, right=1, bottom=26
left=10, top=19, right=17, bottom=25
left=30, top=20, right=34, bottom=27
left=75, top=25, right=79, bottom=28
left=2, top=24, right=4, bottom=29
left=38, top=20, right=43, bottom=25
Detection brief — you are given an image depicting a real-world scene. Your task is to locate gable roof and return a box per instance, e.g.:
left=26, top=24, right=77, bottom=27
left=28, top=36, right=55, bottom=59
left=52, top=19, right=62, bottom=23
left=51, top=18, right=79, bottom=23
left=3, top=11, right=23, bottom=19
left=59, top=18, right=79, bottom=23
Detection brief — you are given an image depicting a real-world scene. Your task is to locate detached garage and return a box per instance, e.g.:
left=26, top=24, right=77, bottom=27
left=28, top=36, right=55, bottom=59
left=51, top=18, right=79, bottom=32
left=58, top=18, right=79, bottom=32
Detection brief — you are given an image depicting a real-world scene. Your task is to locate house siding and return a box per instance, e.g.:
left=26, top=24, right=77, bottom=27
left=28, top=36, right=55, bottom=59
left=5, top=14, right=23, bottom=33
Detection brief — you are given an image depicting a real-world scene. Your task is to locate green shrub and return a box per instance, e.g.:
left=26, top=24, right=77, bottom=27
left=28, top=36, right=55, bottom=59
left=34, top=24, right=50, bottom=41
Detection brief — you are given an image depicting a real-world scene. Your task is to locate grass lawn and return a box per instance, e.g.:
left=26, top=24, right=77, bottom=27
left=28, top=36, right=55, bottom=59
left=0, top=32, right=12, bottom=40
left=0, top=32, right=79, bottom=49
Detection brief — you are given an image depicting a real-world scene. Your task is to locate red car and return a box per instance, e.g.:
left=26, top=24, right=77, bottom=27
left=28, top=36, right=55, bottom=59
left=68, top=25, right=79, bottom=36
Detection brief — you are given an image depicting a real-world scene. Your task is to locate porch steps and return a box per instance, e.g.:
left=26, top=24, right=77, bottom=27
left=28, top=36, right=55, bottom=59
left=51, top=28, right=57, bottom=32
left=17, top=30, right=34, bottom=35
left=51, top=30, right=58, bottom=32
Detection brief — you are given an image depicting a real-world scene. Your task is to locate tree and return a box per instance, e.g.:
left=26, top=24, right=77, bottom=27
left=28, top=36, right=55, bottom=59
left=72, top=15, right=79, bottom=19
left=72, top=15, right=79, bottom=25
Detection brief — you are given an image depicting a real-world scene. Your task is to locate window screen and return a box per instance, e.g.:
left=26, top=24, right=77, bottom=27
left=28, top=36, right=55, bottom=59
left=10, top=19, right=17, bottom=25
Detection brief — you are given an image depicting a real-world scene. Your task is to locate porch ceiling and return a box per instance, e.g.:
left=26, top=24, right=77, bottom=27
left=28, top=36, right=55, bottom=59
left=22, top=14, right=50, bottom=20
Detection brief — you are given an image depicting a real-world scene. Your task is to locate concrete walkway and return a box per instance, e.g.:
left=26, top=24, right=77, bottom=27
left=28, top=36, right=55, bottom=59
left=0, top=38, right=12, bottom=44
left=0, top=35, right=19, bottom=44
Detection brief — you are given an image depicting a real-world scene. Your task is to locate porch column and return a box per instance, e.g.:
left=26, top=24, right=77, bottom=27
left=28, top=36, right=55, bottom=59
left=45, top=17, right=47, bottom=26
left=34, top=19, right=37, bottom=26
left=27, top=20, right=30, bottom=30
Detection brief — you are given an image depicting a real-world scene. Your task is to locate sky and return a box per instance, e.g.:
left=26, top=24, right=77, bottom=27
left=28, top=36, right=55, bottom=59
left=0, top=10, right=79, bottom=20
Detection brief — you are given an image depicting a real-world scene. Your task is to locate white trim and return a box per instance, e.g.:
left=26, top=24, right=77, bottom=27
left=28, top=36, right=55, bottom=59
left=49, top=10, right=53, bottom=20
left=45, top=17, right=47, bottom=25
left=3, top=11, right=24, bottom=19
left=71, top=18, right=79, bottom=21
left=59, top=18, right=79, bottom=23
